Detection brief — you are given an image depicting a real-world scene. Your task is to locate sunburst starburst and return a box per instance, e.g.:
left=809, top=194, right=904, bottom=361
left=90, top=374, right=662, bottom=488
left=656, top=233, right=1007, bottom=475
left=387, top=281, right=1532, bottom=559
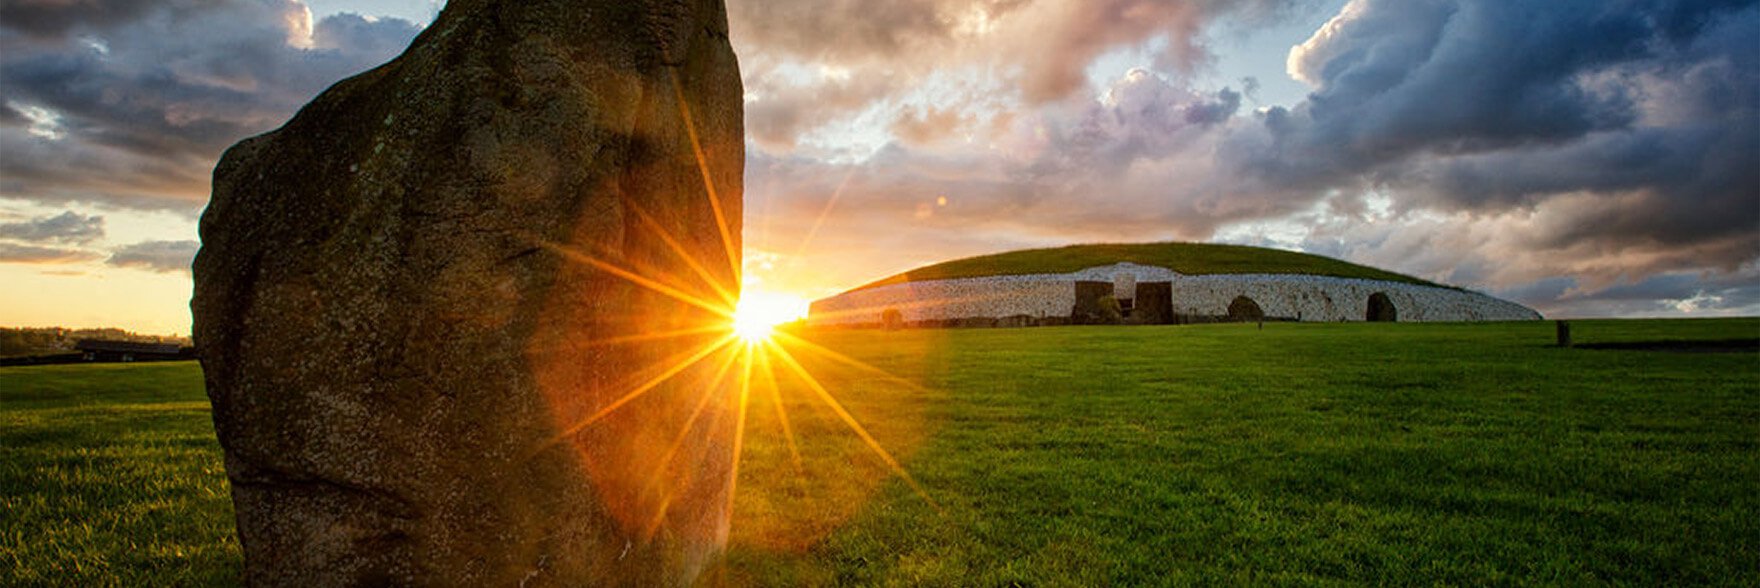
left=521, top=69, right=941, bottom=559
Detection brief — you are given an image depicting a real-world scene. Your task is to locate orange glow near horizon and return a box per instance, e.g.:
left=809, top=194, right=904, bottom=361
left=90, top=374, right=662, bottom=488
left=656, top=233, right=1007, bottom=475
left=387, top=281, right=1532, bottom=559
left=532, top=234, right=939, bottom=554
left=731, top=289, right=810, bottom=343
left=521, top=72, right=939, bottom=559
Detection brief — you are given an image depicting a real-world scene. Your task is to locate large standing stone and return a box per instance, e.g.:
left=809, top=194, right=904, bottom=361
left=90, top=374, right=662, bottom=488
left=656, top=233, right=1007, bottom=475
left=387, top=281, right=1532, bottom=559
left=191, top=0, right=743, bottom=584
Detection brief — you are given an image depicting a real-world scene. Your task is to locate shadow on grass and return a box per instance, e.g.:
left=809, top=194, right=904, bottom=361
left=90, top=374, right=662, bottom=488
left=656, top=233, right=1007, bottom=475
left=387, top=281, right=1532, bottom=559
left=1574, top=338, right=1759, bottom=353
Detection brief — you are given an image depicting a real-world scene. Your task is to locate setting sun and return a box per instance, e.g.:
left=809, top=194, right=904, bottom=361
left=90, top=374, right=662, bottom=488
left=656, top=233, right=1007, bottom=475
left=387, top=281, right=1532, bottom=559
left=731, top=290, right=810, bottom=343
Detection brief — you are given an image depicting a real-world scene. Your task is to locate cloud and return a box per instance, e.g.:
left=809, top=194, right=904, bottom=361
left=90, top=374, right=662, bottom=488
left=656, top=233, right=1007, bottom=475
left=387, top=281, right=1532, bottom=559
left=1530, top=267, right=1760, bottom=318
left=1007, top=0, right=1297, bottom=102
left=747, top=69, right=1290, bottom=275
left=1237, top=0, right=1758, bottom=208
left=107, top=239, right=198, bottom=274
left=1281, top=0, right=1649, bottom=159
left=0, top=0, right=161, bottom=39
left=730, top=0, right=1303, bottom=155
left=889, top=106, right=978, bottom=146
left=311, top=12, right=425, bottom=55
left=0, top=242, right=101, bottom=264
left=0, top=0, right=1752, bottom=321
left=0, top=101, right=26, bottom=125
left=729, top=0, right=954, bottom=61
left=0, top=210, right=104, bottom=244
left=742, top=60, right=907, bottom=151
left=1192, top=0, right=1760, bottom=311
left=745, top=0, right=1759, bottom=319
left=0, top=1, right=421, bottom=210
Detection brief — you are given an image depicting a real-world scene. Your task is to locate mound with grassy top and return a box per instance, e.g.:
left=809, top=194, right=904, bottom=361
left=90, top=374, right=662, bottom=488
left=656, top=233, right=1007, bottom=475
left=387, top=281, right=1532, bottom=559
left=855, top=242, right=1450, bottom=291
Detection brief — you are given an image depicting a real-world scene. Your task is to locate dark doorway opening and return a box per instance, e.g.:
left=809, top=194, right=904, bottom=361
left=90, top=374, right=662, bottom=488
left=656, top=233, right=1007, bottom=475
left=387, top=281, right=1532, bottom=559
left=1227, top=296, right=1264, bottom=322
left=1366, top=292, right=1397, bottom=322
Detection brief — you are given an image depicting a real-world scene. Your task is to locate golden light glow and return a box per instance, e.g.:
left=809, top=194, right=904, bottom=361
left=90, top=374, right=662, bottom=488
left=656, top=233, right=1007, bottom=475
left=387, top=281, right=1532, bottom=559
left=731, top=289, right=809, bottom=343
left=525, top=206, right=944, bottom=549
left=520, top=71, right=939, bottom=557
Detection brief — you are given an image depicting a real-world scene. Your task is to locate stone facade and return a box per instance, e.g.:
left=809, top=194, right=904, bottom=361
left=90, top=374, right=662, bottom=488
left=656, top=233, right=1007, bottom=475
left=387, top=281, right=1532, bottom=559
left=810, top=274, right=1077, bottom=327
left=808, top=263, right=1540, bottom=327
left=1168, top=274, right=1538, bottom=322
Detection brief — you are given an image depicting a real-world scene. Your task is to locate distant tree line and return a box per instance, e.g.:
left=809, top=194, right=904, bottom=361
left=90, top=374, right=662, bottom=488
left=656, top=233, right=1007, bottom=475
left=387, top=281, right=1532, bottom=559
left=0, top=327, right=192, bottom=358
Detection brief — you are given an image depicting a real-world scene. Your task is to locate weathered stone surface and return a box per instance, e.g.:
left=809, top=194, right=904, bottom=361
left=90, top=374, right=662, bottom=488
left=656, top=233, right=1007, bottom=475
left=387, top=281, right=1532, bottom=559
left=192, top=0, right=742, bottom=585
left=1132, top=282, right=1173, bottom=325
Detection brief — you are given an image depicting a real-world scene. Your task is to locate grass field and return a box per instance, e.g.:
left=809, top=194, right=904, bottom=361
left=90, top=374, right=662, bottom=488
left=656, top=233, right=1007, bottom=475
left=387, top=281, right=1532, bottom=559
left=855, top=242, right=1449, bottom=290
left=1, top=363, right=238, bottom=586
left=4, top=319, right=1757, bottom=585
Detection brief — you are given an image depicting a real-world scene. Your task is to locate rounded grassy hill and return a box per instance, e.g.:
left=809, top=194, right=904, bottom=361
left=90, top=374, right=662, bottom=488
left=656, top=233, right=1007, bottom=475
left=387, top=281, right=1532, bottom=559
left=854, top=242, right=1450, bottom=291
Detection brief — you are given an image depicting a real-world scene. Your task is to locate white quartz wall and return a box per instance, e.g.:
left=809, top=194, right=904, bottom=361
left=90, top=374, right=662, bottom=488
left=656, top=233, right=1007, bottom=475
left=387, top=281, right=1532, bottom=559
left=1067, top=262, right=1181, bottom=282
left=808, top=275, right=1075, bottom=326
left=807, top=263, right=1541, bottom=326
left=1170, top=274, right=1541, bottom=322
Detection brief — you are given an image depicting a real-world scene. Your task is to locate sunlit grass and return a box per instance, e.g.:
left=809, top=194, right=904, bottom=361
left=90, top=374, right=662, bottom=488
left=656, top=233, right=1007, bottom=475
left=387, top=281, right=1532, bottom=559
left=0, top=363, right=240, bottom=586
left=724, top=319, right=1759, bottom=585
left=5, top=320, right=1759, bottom=585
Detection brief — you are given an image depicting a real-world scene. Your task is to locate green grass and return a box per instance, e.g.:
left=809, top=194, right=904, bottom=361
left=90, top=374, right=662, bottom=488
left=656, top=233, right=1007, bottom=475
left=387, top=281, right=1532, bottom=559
left=1, top=362, right=238, bottom=587
left=855, top=242, right=1449, bottom=290
left=724, top=319, right=1759, bottom=585
left=4, top=319, right=1757, bottom=585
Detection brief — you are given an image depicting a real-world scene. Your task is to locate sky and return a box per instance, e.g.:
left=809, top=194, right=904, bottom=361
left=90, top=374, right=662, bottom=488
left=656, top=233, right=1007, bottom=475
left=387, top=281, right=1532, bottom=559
left=1, top=0, right=1756, bottom=335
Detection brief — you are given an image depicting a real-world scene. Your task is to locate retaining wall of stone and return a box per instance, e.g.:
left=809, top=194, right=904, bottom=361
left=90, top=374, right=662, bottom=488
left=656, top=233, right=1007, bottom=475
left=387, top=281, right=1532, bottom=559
left=807, top=263, right=1540, bottom=327
left=1169, top=274, right=1540, bottom=322
left=808, top=274, right=1076, bottom=327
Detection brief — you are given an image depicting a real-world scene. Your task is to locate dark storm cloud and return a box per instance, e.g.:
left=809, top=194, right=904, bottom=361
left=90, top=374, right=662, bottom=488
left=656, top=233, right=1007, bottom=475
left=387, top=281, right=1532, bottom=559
left=0, top=1, right=420, bottom=210
left=0, top=102, right=25, bottom=125
left=0, top=0, right=162, bottom=38
left=1526, top=269, right=1760, bottom=317
left=0, top=211, right=104, bottom=244
left=107, top=239, right=198, bottom=273
left=1214, top=0, right=1759, bottom=289
left=1247, top=0, right=1758, bottom=196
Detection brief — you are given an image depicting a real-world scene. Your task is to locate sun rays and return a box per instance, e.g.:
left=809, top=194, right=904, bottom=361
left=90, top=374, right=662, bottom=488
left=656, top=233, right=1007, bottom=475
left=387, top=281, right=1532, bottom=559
left=506, top=69, right=950, bottom=552
left=731, top=290, right=809, bottom=343
left=522, top=78, right=940, bottom=548
left=532, top=230, right=938, bottom=545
